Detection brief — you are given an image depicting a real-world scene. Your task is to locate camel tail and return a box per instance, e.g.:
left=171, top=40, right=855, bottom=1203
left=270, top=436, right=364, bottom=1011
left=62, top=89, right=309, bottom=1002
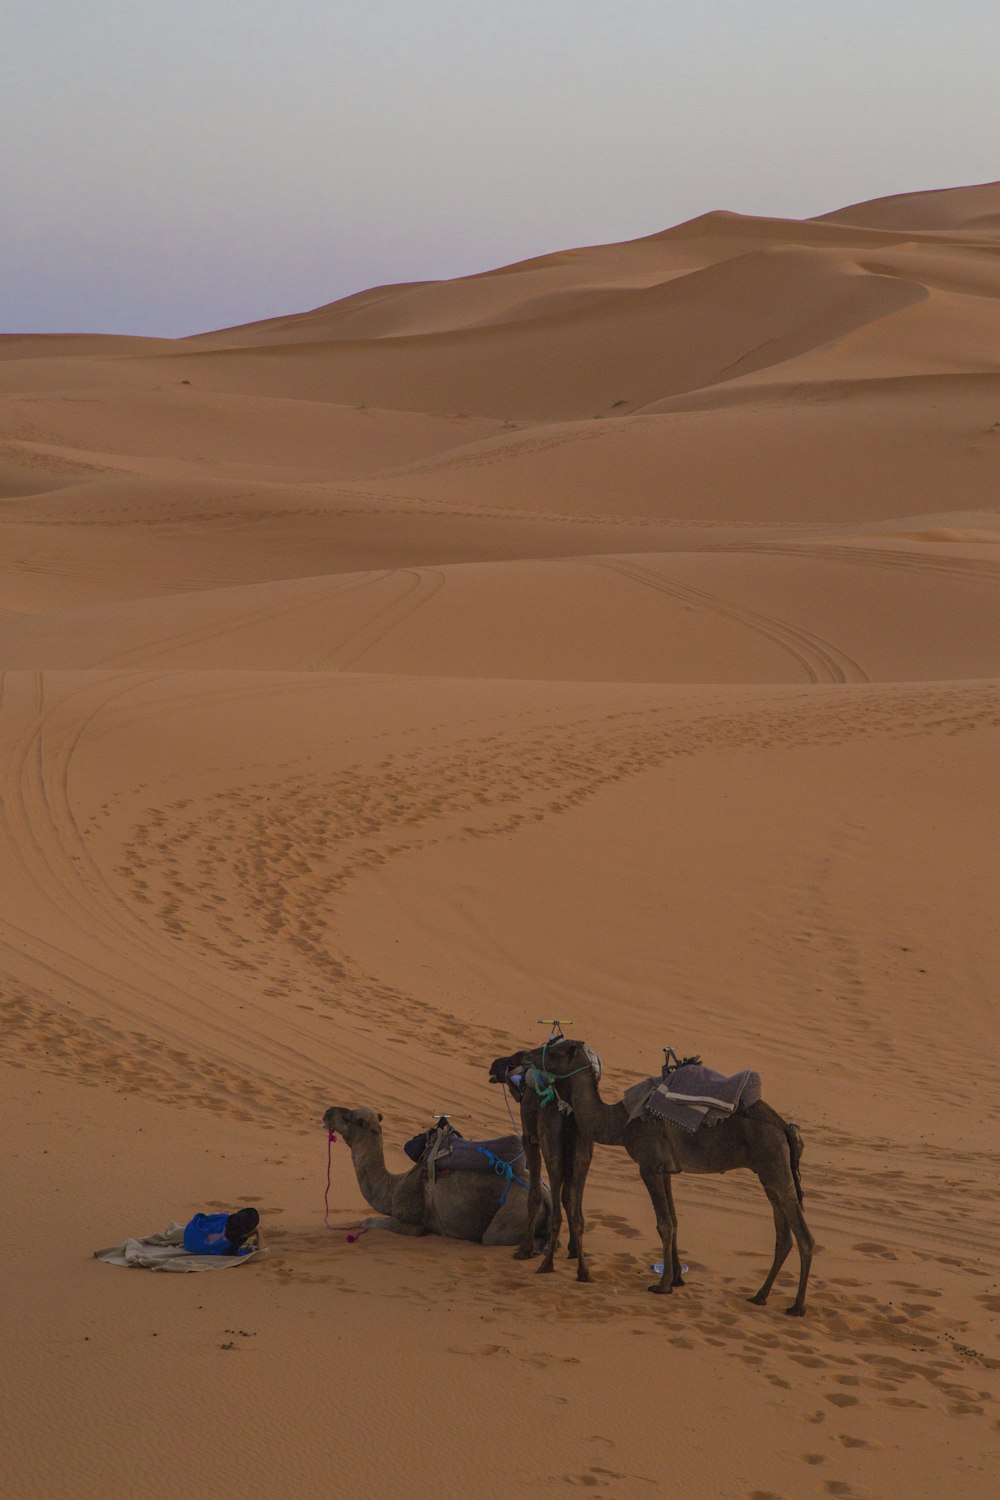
left=785, top=1121, right=805, bottom=1205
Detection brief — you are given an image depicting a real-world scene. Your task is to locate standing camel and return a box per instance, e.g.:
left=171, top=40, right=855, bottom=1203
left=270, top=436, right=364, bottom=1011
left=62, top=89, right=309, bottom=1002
left=489, top=1049, right=595, bottom=1280
left=520, top=1038, right=814, bottom=1315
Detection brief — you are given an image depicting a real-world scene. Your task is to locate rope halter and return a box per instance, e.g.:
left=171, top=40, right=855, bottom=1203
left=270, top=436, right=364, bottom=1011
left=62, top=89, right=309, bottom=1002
left=525, top=1039, right=597, bottom=1109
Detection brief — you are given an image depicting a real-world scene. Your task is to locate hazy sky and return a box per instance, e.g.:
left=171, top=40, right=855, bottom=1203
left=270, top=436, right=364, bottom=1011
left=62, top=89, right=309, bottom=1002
left=4, top=0, right=997, bottom=337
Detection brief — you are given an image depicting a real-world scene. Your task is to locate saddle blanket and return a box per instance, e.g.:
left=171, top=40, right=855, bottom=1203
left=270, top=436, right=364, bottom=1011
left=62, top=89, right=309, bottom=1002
left=443, top=1133, right=524, bottom=1173
left=624, top=1066, right=761, bottom=1133
left=406, top=1127, right=525, bottom=1176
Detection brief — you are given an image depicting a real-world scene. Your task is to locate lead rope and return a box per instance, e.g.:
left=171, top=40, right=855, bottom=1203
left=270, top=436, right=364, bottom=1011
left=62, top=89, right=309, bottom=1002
left=324, top=1129, right=369, bottom=1242
left=501, top=1081, right=520, bottom=1133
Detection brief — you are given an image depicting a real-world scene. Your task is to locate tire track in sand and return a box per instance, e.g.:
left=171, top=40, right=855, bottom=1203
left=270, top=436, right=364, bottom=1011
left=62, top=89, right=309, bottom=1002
left=591, top=555, right=870, bottom=684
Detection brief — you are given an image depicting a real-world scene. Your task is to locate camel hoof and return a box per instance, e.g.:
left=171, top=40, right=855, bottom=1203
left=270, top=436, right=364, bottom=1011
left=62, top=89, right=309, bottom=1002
left=672, top=1274, right=686, bottom=1288
left=647, top=1282, right=672, bottom=1295
left=747, top=1293, right=768, bottom=1306
left=576, top=1269, right=594, bottom=1284
left=512, top=1246, right=534, bottom=1261
left=536, top=1262, right=555, bottom=1275
left=785, top=1304, right=806, bottom=1317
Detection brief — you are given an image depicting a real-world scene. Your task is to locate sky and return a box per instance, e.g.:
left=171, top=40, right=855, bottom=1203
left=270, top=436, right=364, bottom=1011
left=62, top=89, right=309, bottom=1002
left=3, top=0, right=998, bottom=337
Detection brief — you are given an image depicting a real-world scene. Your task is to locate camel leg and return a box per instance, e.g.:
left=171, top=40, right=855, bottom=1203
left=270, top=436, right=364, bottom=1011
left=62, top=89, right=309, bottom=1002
left=665, top=1177, right=685, bottom=1286
left=483, top=1189, right=539, bottom=1247
left=749, top=1171, right=814, bottom=1316
left=783, top=1196, right=814, bottom=1316
left=362, top=1215, right=426, bottom=1236
left=536, top=1136, right=565, bottom=1274
left=748, top=1196, right=792, bottom=1307
left=639, top=1165, right=676, bottom=1296
left=513, top=1134, right=543, bottom=1260
left=564, top=1173, right=578, bottom=1259
left=568, top=1136, right=594, bottom=1283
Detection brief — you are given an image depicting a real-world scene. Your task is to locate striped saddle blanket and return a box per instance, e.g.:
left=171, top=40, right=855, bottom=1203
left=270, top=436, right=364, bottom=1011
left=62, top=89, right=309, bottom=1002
left=625, top=1064, right=761, bottom=1134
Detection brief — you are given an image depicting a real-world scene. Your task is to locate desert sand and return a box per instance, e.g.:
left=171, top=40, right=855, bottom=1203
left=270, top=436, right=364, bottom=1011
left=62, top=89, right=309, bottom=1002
left=3, top=178, right=999, bottom=1499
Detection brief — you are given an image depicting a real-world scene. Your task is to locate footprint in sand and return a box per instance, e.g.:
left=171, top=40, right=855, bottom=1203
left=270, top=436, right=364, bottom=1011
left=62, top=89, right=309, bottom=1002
left=448, top=1342, right=509, bottom=1357
left=851, top=1241, right=898, bottom=1261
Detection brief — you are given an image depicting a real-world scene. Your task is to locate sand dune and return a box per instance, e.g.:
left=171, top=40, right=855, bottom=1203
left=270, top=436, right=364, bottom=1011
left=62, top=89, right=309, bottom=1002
left=3, top=181, right=999, bottom=1500
left=817, top=179, right=1000, bottom=231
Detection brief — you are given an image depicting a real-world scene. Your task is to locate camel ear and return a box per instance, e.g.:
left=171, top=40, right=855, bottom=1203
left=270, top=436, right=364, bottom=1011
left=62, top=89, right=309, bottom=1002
left=377, top=1112, right=383, bottom=1122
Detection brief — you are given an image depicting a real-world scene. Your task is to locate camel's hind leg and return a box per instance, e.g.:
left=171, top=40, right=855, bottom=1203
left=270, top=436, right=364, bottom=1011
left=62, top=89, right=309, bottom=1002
left=483, top=1189, right=541, bottom=1247
left=749, top=1170, right=814, bottom=1316
left=639, top=1165, right=677, bottom=1296
left=748, top=1196, right=792, bottom=1307
left=513, top=1134, right=543, bottom=1260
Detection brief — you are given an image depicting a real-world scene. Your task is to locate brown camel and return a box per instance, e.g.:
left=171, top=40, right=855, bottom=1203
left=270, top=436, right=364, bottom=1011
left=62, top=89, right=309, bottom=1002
left=520, top=1039, right=814, bottom=1315
left=489, top=1049, right=595, bottom=1279
left=322, top=1106, right=550, bottom=1245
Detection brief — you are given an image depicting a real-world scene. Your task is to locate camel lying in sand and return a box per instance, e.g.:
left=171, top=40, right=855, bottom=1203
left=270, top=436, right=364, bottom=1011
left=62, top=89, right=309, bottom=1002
left=322, top=1105, right=551, bottom=1245
left=520, top=1038, right=814, bottom=1315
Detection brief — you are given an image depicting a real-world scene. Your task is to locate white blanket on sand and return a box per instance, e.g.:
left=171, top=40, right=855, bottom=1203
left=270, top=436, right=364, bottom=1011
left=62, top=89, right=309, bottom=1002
left=94, top=1221, right=266, bottom=1272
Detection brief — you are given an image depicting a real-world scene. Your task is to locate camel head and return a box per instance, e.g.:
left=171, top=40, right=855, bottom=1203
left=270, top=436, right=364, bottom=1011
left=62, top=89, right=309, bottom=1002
left=521, top=1037, right=603, bottom=1084
left=322, top=1105, right=384, bottom=1147
left=488, top=1049, right=528, bottom=1086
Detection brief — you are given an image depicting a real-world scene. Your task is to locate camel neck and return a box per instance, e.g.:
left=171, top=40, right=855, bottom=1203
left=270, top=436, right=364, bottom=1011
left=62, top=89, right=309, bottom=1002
left=562, top=1072, right=626, bottom=1145
left=348, top=1136, right=400, bottom=1215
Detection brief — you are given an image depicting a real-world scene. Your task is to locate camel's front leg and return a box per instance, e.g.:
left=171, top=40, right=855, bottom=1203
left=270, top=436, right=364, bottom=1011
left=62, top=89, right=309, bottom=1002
left=665, top=1177, right=685, bottom=1286
left=362, top=1215, right=426, bottom=1236
left=567, top=1136, right=595, bottom=1283
left=536, top=1136, right=565, bottom=1274
left=639, top=1165, right=676, bottom=1296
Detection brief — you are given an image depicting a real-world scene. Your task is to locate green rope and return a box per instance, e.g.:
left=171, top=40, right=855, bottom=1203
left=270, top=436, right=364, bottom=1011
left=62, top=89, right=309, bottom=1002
left=525, top=1041, right=593, bottom=1108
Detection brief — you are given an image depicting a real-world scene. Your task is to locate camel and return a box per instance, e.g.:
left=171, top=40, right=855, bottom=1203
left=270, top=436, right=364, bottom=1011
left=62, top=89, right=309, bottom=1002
left=491, top=1045, right=685, bottom=1289
left=322, top=1105, right=551, bottom=1245
left=520, top=1039, right=814, bottom=1315
left=489, top=1049, right=595, bottom=1279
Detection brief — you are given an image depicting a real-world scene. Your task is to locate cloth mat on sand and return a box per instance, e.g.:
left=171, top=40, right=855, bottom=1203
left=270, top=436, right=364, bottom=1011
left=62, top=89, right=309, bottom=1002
left=94, top=1222, right=266, bottom=1272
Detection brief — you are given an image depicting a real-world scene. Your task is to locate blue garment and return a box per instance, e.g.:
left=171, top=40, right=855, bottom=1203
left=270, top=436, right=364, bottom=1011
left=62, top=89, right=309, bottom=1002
left=183, top=1212, right=249, bottom=1256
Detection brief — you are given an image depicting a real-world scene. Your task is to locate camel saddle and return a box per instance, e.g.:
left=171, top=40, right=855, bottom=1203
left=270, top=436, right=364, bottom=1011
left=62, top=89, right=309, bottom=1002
left=408, top=1124, right=526, bottom=1184
left=625, top=1064, right=761, bottom=1134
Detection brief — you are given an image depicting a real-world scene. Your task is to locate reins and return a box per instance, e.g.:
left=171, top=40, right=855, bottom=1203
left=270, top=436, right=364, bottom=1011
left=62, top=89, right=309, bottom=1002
left=324, top=1129, right=369, bottom=1242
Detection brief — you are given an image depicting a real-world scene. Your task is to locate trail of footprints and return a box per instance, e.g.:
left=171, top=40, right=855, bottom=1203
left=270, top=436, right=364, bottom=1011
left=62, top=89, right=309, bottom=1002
left=109, top=679, right=1000, bottom=1073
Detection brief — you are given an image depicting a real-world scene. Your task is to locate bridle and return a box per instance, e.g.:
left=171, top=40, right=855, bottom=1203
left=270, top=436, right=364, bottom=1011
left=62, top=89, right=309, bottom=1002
left=525, top=1038, right=595, bottom=1110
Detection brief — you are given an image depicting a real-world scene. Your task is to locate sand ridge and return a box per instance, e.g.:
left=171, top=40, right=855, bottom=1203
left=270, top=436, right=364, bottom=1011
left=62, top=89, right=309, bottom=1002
left=3, top=179, right=999, bottom=1499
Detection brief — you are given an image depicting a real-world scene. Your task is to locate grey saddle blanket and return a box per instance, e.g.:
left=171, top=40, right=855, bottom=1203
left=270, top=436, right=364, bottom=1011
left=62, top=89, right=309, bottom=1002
left=625, top=1066, right=761, bottom=1134
left=426, top=1132, right=525, bottom=1174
